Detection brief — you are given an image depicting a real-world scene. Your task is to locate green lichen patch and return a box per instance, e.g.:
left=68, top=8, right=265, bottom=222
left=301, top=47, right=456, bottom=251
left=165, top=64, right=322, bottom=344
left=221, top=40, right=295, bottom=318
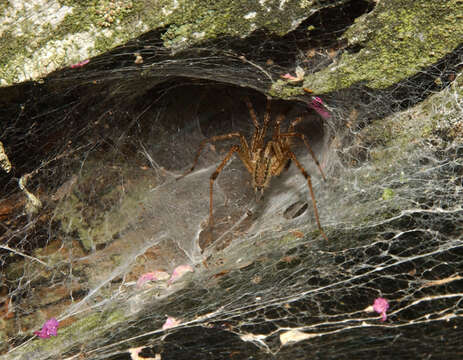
left=302, top=0, right=463, bottom=93
left=6, top=309, right=128, bottom=359
left=331, top=75, right=463, bottom=234
left=361, top=75, right=463, bottom=174
left=137, top=0, right=308, bottom=49
left=269, top=79, right=306, bottom=99
left=420, top=74, right=463, bottom=143
left=137, top=0, right=313, bottom=49
left=381, top=188, right=395, bottom=201
left=0, top=0, right=143, bottom=85
left=55, top=158, right=156, bottom=252
left=1, top=0, right=320, bottom=85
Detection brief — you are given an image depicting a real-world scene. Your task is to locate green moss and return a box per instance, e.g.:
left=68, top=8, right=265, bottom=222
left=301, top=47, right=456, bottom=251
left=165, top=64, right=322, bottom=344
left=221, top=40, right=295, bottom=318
left=1, top=0, right=142, bottom=85
left=93, top=34, right=116, bottom=54
left=57, top=0, right=135, bottom=29
left=2, top=0, right=462, bottom=91
left=360, top=77, right=463, bottom=178
left=55, top=6, right=93, bottom=34
left=84, top=308, right=125, bottom=330
left=5, top=260, right=25, bottom=281
left=0, top=32, right=32, bottom=84
left=55, top=159, right=151, bottom=251
left=381, top=188, right=395, bottom=201
left=49, top=309, right=126, bottom=347
left=269, top=80, right=305, bottom=99
left=111, top=254, right=123, bottom=266
left=66, top=313, right=102, bottom=334
left=124, top=0, right=309, bottom=48
left=279, top=233, right=300, bottom=245
left=304, top=0, right=463, bottom=93
left=342, top=72, right=463, bottom=234
left=105, top=308, right=127, bottom=324
left=3, top=306, right=128, bottom=358
left=56, top=189, right=140, bottom=251
left=1, top=0, right=308, bottom=84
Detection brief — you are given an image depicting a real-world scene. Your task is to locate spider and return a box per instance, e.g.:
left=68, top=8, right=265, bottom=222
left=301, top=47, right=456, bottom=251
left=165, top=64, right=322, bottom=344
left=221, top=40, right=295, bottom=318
left=179, top=96, right=328, bottom=241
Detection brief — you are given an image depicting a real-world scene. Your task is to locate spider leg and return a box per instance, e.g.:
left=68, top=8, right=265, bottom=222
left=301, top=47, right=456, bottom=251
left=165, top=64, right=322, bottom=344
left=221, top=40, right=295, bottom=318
left=243, top=96, right=261, bottom=129
left=278, top=132, right=326, bottom=181
left=244, top=97, right=272, bottom=153
left=208, top=144, right=240, bottom=228
left=178, top=132, right=251, bottom=178
left=287, top=151, right=329, bottom=241
left=273, top=114, right=285, bottom=139
left=261, top=97, right=272, bottom=135
left=269, top=140, right=290, bottom=176
left=288, top=116, right=303, bottom=132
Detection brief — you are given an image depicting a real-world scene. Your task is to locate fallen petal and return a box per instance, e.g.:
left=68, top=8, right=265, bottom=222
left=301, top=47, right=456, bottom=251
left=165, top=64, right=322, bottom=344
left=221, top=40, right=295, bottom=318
left=137, top=271, right=170, bottom=287
left=34, top=329, right=48, bottom=339
left=162, top=316, right=181, bottom=330
left=308, top=97, right=331, bottom=119
left=372, top=297, right=390, bottom=322
left=168, top=265, right=194, bottom=284
left=380, top=311, right=387, bottom=322
left=34, top=317, right=59, bottom=339
left=280, top=330, right=315, bottom=346
left=295, top=66, right=305, bottom=79
left=70, top=59, right=89, bottom=69
left=281, top=73, right=298, bottom=80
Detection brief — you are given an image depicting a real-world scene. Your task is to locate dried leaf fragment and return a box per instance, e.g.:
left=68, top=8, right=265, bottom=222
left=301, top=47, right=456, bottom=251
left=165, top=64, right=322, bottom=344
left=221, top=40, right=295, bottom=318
left=129, top=346, right=161, bottom=360
left=290, top=230, right=304, bottom=238
left=0, top=141, right=11, bottom=173
left=280, top=330, right=315, bottom=345
left=134, top=52, right=144, bottom=64
left=19, top=174, right=42, bottom=214
left=423, top=275, right=462, bottom=287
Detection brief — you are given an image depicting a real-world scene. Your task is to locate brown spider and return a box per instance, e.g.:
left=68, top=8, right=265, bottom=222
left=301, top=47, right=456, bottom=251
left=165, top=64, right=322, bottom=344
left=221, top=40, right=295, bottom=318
left=179, top=96, right=328, bottom=241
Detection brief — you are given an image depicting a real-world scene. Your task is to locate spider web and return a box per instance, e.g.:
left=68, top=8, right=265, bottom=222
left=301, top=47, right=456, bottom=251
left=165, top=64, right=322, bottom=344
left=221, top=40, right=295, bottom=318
left=0, top=2, right=462, bottom=359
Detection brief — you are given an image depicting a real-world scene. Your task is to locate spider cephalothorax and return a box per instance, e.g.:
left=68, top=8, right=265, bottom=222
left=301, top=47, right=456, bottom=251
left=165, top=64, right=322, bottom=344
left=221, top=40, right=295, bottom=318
left=179, top=96, right=328, bottom=241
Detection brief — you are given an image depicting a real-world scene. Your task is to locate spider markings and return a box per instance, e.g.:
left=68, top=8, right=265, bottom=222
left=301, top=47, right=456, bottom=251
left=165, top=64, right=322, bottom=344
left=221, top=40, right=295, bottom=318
left=178, top=96, right=328, bottom=241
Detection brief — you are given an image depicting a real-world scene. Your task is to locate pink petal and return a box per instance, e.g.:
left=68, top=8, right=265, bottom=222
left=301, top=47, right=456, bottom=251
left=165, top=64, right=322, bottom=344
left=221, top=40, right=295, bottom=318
left=380, top=311, right=387, bottom=322
left=168, top=265, right=194, bottom=285
left=373, top=297, right=390, bottom=322
left=162, top=316, right=181, bottom=330
left=281, top=73, right=298, bottom=80
left=34, top=329, right=49, bottom=339
left=35, top=318, right=59, bottom=338
left=308, top=97, right=331, bottom=119
left=70, top=59, right=90, bottom=68
left=136, top=271, right=170, bottom=288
